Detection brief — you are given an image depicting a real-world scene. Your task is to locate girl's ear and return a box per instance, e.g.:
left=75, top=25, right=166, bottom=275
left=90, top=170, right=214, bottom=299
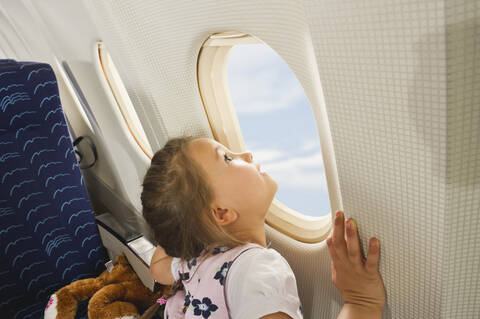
left=211, top=207, right=238, bottom=226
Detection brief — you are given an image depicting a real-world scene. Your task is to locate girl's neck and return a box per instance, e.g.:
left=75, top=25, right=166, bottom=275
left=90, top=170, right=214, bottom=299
left=229, top=226, right=267, bottom=248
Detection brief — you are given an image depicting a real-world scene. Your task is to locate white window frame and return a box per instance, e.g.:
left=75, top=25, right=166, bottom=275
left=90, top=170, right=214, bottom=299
left=197, top=32, right=332, bottom=243
left=97, top=41, right=153, bottom=159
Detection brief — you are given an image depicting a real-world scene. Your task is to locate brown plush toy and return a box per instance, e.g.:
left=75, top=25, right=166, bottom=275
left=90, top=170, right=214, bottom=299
left=44, top=254, right=165, bottom=319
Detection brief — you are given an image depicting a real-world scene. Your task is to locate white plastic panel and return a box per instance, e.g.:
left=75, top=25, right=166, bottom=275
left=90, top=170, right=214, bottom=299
left=305, top=0, right=448, bottom=317
left=0, top=6, right=31, bottom=60
left=443, top=0, right=479, bottom=316
left=304, top=0, right=479, bottom=318
left=0, top=0, right=477, bottom=318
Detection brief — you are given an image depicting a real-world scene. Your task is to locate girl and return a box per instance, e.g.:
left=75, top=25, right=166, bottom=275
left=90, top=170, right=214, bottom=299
left=141, top=136, right=385, bottom=319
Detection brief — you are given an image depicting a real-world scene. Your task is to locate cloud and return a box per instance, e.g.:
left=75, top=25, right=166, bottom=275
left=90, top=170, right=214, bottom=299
left=226, top=44, right=327, bottom=195
left=227, top=44, right=307, bottom=115
left=249, top=148, right=284, bottom=163
left=300, top=139, right=320, bottom=152
left=227, top=44, right=273, bottom=71
left=257, top=150, right=328, bottom=191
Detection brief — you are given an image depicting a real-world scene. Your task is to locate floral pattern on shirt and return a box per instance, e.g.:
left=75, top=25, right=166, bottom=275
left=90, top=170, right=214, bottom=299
left=187, top=257, right=197, bottom=270
left=178, top=270, right=190, bottom=281
left=212, top=246, right=231, bottom=255
left=191, top=297, right=218, bottom=318
left=214, top=261, right=233, bottom=286
left=184, top=290, right=192, bottom=308
left=164, top=244, right=271, bottom=319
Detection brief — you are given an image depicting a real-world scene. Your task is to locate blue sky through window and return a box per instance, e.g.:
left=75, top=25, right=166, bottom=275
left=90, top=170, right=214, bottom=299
left=226, top=44, right=331, bottom=217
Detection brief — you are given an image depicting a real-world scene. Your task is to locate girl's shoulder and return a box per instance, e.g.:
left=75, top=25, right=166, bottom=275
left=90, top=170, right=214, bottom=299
left=172, top=242, right=267, bottom=279
left=230, top=244, right=292, bottom=274
left=225, top=245, right=302, bottom=318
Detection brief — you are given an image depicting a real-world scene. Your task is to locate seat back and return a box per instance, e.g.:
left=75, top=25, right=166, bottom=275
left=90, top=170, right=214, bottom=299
left=0, top=59, right=106, bottom=318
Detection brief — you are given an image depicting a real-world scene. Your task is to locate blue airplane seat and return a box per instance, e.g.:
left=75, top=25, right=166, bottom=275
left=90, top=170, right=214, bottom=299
left=0, top=59, right=107, bottom=318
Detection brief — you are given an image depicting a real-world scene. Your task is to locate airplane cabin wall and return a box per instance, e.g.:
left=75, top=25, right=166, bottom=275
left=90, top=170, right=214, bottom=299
left=0, top=1, right=478, bottom=318
left=304, top=1, right=479, bottom=317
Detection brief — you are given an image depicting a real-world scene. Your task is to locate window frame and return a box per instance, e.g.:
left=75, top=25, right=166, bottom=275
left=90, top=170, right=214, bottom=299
left=97, top=41, right=153, bottom=159
left=197, top=32, right=333, bottom=243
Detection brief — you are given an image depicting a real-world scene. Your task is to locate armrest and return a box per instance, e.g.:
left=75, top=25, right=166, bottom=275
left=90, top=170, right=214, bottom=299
left=95, top=213, right=160, bottom=292
left=95, top=212, right=141, bottom=243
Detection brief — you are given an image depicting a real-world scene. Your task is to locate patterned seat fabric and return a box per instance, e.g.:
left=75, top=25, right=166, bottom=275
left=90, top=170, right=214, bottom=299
left=0, top=59, right=106, bottom=318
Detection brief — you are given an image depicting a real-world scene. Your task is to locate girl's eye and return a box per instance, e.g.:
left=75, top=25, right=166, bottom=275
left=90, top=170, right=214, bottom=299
left=224, top=154, right=233, bottom=163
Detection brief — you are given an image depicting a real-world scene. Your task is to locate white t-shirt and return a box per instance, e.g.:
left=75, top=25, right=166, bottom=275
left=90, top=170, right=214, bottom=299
left=171, top=247, right=303, bottom=319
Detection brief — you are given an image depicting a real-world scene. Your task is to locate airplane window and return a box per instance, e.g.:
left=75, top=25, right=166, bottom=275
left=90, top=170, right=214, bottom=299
left=226, top=44, right=330, bottom=218
left=198, top=32, right=332, bottom=242
left=97, top=42, right=153, bottom=158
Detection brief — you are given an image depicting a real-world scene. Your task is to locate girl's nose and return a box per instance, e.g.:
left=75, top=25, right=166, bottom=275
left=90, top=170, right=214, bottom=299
left=242, top=151, right=253, bottom=162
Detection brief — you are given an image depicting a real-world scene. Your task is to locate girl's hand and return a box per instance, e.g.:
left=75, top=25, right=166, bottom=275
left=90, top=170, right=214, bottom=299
left=327, top=210, right=385, bottom=313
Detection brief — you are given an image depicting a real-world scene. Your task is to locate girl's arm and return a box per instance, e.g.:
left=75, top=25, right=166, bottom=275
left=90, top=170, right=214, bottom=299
left=327, top=211, right=385, bottom=319
left=149, top=245, right=175, bottom=285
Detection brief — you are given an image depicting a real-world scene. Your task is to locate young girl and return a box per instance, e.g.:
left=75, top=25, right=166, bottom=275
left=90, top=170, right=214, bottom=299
left=141, top=136, right=385, bottom=319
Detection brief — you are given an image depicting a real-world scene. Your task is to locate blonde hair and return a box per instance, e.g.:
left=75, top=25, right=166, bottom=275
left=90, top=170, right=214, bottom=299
left=141, top=135, right=246, bottom=261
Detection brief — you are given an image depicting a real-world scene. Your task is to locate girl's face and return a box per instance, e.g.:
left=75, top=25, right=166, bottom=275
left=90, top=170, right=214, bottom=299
left=188, top=138, right=278, bottom=225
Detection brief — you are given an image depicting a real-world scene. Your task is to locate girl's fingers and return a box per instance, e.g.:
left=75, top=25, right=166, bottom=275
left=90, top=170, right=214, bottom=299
left=365, top=238, right=380, bottom=274
left=326, top=236, right=339, bottom=263
left=345, top=218, right=362, bottom=265
left=332, top=211, right=348, bottom=261
left=330, top=260, right=337, bottom=283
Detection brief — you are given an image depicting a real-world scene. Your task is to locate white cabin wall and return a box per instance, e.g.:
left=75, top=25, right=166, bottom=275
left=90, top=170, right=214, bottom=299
left=305, top=1, right=448, bottom=317
left=304, top=1, right=479, bottom=318
left=0, top=6, right=28, bottom=60
left=0, top=1, right=478, bottom=318
left=443, top=1, right=479, bottom=315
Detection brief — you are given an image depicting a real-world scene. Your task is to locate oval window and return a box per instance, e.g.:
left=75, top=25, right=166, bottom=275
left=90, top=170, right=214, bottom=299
left=98, top=42, right=153, bottom=158
left=227, top=44, right=330, bottom=217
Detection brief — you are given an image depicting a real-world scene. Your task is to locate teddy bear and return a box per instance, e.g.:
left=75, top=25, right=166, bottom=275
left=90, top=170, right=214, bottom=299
left=44, top=254, right=167, bottom=319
